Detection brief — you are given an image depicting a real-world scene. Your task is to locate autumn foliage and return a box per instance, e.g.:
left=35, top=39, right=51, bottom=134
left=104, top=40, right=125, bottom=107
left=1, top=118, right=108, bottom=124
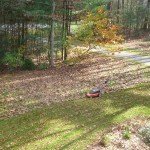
left=76, top=6, right=123, bottom=46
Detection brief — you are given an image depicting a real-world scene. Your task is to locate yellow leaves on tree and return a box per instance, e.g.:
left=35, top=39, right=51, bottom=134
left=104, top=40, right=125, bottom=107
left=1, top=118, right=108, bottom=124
left=76, top=6, right=123, bottom=46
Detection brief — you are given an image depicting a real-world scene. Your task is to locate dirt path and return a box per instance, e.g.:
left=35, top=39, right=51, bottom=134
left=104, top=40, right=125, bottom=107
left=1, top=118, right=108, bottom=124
left=91, top=47, right=150, bottom=66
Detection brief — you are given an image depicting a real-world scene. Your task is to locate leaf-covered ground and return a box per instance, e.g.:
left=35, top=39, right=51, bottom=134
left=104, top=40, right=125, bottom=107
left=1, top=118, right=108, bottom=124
left=0, top=52, right=150, bottom=119
left=88, top=117, right=150, bottom=150
left=0, top=83, right=150, bottom=150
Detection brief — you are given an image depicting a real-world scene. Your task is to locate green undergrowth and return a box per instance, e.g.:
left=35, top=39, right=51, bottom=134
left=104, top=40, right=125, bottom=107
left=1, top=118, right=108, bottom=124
left=0, top=82, right=150, bottom=150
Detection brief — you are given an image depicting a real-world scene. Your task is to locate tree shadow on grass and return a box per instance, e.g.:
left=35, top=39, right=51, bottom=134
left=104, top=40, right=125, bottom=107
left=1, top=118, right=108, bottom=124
left=0, top=83, right=150, bottom=149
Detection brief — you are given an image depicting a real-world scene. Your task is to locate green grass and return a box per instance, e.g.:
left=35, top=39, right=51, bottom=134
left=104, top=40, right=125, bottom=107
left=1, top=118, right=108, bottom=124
left=0, top=82, right=150, bottom=150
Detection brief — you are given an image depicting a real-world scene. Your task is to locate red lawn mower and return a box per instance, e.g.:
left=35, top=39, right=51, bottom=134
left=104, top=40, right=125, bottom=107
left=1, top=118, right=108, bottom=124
left=86, top=80, right=109, bottom=98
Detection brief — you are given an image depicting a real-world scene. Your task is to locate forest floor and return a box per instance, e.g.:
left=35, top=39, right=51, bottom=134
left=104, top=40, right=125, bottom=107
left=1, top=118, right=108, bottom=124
left=88, top=117, right=150, bottom=150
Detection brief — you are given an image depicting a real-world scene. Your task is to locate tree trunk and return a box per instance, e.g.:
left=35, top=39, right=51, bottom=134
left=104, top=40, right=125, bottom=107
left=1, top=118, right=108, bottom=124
left=148, top=0, right=150, bottom=29
left=117, top=0, right=120, bottom=23
left=143, top=0, right=150, bottom=30
left=122, top=0, right=124, bottom=9
left=49, top=0, right=55, bottom=67
left=62, top=0, right=72, bottom=61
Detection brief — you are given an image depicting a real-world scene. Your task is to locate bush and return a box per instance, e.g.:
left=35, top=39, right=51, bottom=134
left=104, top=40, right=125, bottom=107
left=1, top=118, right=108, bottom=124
left=0, top=49, right=5, bottom=70
left=22, top=59, right=35, bottom=70
left=2, top=52, right=24, bottom=69
left=0, top=49, right=5, bottom=63
left=63, top=57, right=82, bottom=66
left=38, top=63, right=49, bottom=70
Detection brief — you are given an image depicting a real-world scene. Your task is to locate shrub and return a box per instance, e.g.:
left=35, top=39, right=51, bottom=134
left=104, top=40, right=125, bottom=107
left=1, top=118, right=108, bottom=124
left=63, top=55, right=82, bottom=66
left=38, top=63, right=49, bottom=70
left=2, top=52, right=24, bottom=69
left=0, top=49, right=5, bottom=64
left=22, top=59, right=35, bottom=70
left=75, top=6, right=123, bottom=47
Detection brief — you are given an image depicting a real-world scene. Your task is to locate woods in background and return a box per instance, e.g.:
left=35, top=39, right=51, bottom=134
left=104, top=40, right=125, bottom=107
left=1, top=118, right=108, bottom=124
left=0, top=0, right=149, bottom=70
left=111, top=0, right=150, bottom=37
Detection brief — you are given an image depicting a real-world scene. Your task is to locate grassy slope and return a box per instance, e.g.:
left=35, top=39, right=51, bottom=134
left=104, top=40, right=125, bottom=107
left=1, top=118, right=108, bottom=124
left=0, top=82, right=150, bottom=150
